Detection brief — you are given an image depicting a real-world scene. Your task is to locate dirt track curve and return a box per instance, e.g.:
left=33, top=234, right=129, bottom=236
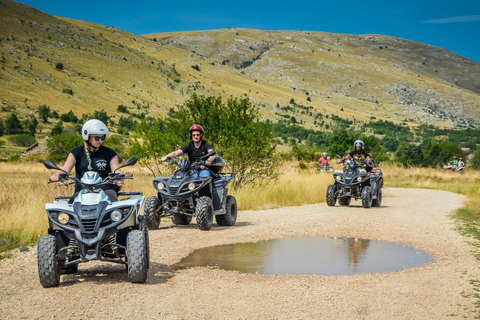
left=1, top=188, right=479, bottom=319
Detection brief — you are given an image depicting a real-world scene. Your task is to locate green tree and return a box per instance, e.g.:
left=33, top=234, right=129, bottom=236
left=327, top=129, right=353, bottom=157
left=5, top=113, right=23, bottom=134
left=60, top=110, right=78, bottom=123
left=37, top=104, right=51, bottom=123
left=422, top=140, right=462, bottom=167
left=47, top=132, right=83, bottom=161
left=117, top=116, right=136, bottom=135
left=470, top=149, right=480, bottom=170
left=395, top=145, right=424, bottom=167
left=0, top=118, right=4, bottom=136
left=22, top=116, right=38, bottom=136
left=51, top=121, right=63, bottom=136
left=129, top=95, right=278, bottom=187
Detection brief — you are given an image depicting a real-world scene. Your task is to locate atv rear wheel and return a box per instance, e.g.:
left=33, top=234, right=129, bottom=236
left=37, top=235, right=60, bottom=288
left=196, top=196, right=214, bottom=231
left=215, top=195, right=237, bottom=226
left=372, top=188, right=382, bottom=207
left=338, top=197, right=351, bottom=206
left=326, top=184, right=337, bottom=206
left=126, top=230, right=148, bottom=283
left=361, top=186, right=373, bottom=208
left=171, top=213, right=193, bottom=225
left=144, top=196, right=161, bottom=230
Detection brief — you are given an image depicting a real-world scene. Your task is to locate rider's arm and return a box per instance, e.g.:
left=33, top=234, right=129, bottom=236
left=160, top=149, right=183, bottom=162
left=206, top=148, right=215, bottom=165
left=50, top=153, right=76, bottom=181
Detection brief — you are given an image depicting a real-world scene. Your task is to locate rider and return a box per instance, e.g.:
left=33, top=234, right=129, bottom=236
left=458, top=157, right=465, bottom=170
left=451, top=156, right=459, bottom=167
left=49, top=119, right=131, bottom=203
left=318, top=152, right=330, bottom=167
left=160, top=125, right=216, bottom=176
left=341, top=140, right=373, bottom=172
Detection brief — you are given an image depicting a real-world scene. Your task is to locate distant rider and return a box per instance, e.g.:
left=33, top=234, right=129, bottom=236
left=318, top=152, right=330, bottom=167
left=451, top=156, right=459, bottom=168
left=457, top=158, right=465, bottom=171
left=340, top=140, right=373, bottom=172
left=160, top=125, right=216, bottom=176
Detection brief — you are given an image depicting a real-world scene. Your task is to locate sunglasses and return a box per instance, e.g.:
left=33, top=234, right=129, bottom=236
left=192, top=134, right=201, bottom=137
left=93, top=135, right=106, bottom=141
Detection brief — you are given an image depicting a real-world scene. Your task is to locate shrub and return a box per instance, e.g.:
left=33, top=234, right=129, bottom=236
left=117, top=105, right=129, bottom=113
left=60, top=110, right=78, bottom=123
left=62, top=88, right=74, bottom=95
left=55, top=62, right=64, bottom=70
left=5, top=113, right=23, bottom=134
left=8, top=134, right=36, bottom=147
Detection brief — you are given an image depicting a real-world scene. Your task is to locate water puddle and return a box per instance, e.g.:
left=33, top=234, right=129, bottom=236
left=176, top=237, right=434, bottom=275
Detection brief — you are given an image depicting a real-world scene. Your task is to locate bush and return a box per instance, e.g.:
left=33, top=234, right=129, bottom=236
left=395, top=145, right=424, bottom=167
left=60, top=110, right=78, bottom=123
left=117, top=116, right=136, bottom=135
left=37, top=104, right=51, bottom=123
left=47, top=133, right=83, bottom=161
left=117, top=105, right=129, bottom=113
left=55, top=62, right=64, bottom=70
left=8, top=134, right=36, bottom=147
left=0, top=118, right=4, bottom=136
left=51, top=121, right=63, bottom=136
left=5, top=114, right=23, bottom=134
left=62, top=88, right=74, bottom=95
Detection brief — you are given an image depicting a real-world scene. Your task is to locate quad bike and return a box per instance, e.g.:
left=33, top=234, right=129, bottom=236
left=326, top=157, right=383, bottom=208
left=144, top=151, right=237, bottom=231
left=39, top=157, right=148, bottom=288
left=443, top=162, right=465, bottom=174
left=317, top=163, right=335, bottom=173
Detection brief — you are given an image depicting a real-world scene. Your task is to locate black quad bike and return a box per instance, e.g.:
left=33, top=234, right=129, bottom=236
left=144, top=151, right=237, bottom=231
left=39, top=157, right=148, bottom=287
left=326, top=157, right=383, bottom=208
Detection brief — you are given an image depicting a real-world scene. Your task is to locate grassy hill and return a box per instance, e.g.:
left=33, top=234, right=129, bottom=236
left=1, top=0, right=480, bottom=132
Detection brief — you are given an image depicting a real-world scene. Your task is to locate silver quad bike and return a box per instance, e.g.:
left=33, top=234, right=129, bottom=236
left=38, top=157, right=148, bottom=287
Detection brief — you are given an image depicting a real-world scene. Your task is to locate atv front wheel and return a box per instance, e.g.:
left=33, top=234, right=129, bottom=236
left=361, top=186, right=373, bottom=208
left=171, top=213, right=193, bottom=225
left=144, top=196, right=161, bottom=230
left=338, top=197, right=351, bottom=206
left=126, top=230, right=148, bottom=283
left=326, top=184, right=337, bottom=206
left=372, top=188, right=382, bottom=207
left=215, top=195, right=237, bottom=226
left=37, top=235, right=60, bottom=288
left=196, top=196, right=214, bottom=231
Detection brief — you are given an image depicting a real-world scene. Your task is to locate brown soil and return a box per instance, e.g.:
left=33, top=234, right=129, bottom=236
left=1, top=188, right=478, bottom=319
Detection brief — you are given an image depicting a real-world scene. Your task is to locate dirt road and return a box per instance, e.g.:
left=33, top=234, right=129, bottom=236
left=1, top=188, right=479, bottom=319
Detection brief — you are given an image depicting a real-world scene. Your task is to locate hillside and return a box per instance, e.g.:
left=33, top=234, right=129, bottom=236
left=1, top=0, right=480, bottom=129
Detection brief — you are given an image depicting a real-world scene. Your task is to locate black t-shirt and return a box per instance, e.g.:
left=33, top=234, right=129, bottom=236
left=70, top=145, right=117, bottom=191
left=181, top=140, right=213, bottom=163
left=349, top=150, right=372, bottom=161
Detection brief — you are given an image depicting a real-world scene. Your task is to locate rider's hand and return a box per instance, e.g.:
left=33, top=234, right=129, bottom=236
left=124, top=171, right=133, bottom=178
left=50, top=173, right=60, bottom=182
left=205, top=160, right=212, bottom=165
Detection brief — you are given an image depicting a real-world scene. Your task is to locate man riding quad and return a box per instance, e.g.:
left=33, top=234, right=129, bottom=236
left=160, top=124, right=215, bottom=175
left=339, top=140, right=374, bottom=172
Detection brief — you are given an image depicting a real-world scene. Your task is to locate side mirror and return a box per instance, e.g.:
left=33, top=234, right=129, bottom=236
left=336, top=154, right=341, bottom=159
left=115, top=157, right=137, bottom=172
left=44, top=161, right=69, bottom=174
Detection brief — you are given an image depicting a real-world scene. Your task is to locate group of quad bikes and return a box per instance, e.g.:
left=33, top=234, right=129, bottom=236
left=37, top=151, right=381, bottom=287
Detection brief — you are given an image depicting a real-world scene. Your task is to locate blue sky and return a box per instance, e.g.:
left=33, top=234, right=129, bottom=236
left=16, top=0, right=480, bottom=62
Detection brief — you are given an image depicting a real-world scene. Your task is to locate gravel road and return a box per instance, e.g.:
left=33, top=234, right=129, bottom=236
left=1, top=188, right=478, bottom=319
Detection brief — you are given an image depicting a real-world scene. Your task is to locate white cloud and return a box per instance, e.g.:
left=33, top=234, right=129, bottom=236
left=423, top=15, right=480, bottom=24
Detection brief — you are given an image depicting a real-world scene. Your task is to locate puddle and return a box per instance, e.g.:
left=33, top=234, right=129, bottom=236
left=176, top=237, right=434, bottom=275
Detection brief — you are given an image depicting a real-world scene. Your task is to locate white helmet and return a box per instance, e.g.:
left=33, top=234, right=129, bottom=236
left=322, top=152, right=327, bottom=156
left=354, top=140, right=364, bottom=149
left=82, top=119, right=109, bottom=141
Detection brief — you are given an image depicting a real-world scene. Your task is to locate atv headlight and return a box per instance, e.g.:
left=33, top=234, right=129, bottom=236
left=111, top=209, right=123, bottom=222
left=188, top=183, right=196, bottom=190
left=357, top=176, right=363, bottom=182
left=335, top=175, right=342, bottom=181
left=58, top=213, right=70, bottom=225
left=157, top=182, right=165, bottom=190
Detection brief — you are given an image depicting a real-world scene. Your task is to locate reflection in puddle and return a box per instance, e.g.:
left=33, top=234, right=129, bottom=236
left=176, top=237, right=434, bottom=275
